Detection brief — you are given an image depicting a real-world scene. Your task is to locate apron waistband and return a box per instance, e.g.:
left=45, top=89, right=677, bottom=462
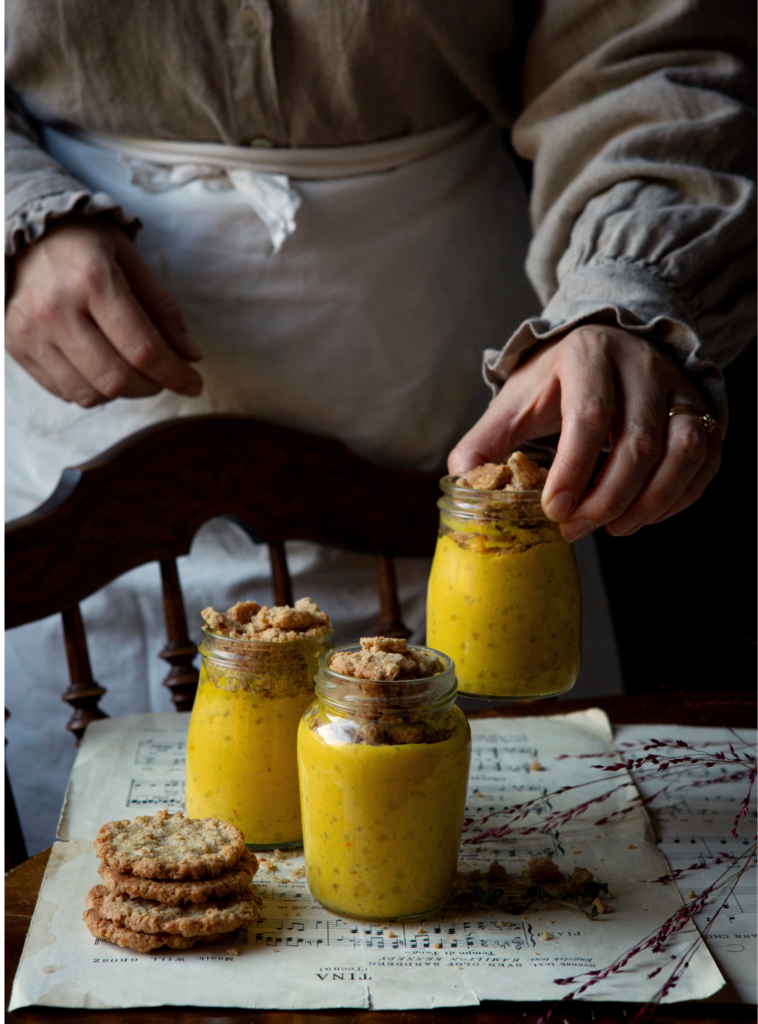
left=68, top=110, right=482, bottom=181
left=47, top=110, right=484, bottom=252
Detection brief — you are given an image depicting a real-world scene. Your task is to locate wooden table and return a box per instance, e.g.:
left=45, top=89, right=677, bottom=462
left=6, top=691, right=756, bottom=1024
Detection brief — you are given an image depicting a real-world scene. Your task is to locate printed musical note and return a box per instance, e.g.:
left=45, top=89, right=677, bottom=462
left=126, top=778, right=185, bottom=808
left=135, top=739, right=186, bottom=768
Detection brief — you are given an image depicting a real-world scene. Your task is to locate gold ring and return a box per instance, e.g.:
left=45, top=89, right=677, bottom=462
left=668, top=403, right=717, bottom=433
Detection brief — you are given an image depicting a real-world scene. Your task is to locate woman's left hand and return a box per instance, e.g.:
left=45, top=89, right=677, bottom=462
left=448, top=324, right=722, bottom=541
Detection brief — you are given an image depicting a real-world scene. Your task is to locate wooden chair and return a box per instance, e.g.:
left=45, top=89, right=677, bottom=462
left=4, top=414, right=440, bottom=869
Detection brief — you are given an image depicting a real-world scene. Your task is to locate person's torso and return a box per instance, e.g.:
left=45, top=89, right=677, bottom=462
left=6, top=0, right=526, bottom=146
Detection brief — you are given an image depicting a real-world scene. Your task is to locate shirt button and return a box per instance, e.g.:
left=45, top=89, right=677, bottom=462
left=249, top=137, right=274, bottom=148
left=238, top=6, right=259, bottom=37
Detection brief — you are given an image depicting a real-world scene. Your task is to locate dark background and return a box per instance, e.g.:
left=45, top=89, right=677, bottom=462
left=594, top=341, right=756, bottom=695
left=504, top=134, right=756, bottom=697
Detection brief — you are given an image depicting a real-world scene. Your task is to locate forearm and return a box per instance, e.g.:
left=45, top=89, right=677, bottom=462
left=5, top=98, right=139, bottom=257
left=486, top=0, right=756, bottom=429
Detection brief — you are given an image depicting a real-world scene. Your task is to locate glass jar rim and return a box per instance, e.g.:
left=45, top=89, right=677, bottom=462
left=315, top=642, right=458, bottom=715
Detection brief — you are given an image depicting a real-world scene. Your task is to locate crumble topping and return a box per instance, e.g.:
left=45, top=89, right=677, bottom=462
left=199, top=599, right=332, bottom=698
left=330, top=637, right=444, bottom=681
left=202, top=597, right=331, bottom=642
left=461, top=452, right=548, bottom=493
left=317, top=638, right=457, bottom=747
left=444, top=453, right=555, bottom=557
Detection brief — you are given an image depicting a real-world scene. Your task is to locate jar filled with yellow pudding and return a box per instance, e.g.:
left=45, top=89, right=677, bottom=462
left=427, top=453, right=581, bottom=700
left=185, top=598, right=333, bottom=850
left=298, top=637, right=471, bottom=921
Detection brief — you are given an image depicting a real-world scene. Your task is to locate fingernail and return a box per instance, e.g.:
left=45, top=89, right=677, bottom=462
left=544, top=491, right=575, bottom=522
left=179, top=381, right=202, bottom=397
left=561, top=518, right=595, bottom=543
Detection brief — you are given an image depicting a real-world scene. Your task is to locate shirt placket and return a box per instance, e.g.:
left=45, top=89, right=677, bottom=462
left=227, top=0, right=287, bottom=147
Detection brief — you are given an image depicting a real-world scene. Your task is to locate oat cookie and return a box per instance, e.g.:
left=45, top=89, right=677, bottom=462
left=98, top=849, right=258, bottom=905
left=87, top=884, right=262, bottom=937
left=94, top=810, right=246, bottom=880
left=83, top=908, right=230, bottom=952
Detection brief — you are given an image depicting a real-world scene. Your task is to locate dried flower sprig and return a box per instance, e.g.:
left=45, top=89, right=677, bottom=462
left=535, top=841, right=757, bottom=1023
left=463, top=739, right=755, bottom=842
left=648, top=850, right=737, bottom=884
left=503, top=731, right=758, bottom=1023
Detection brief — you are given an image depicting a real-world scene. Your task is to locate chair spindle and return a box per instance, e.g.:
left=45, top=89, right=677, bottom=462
left=158, top=559, right=199, bottom=712
left=375, top=554, right=411, bottom=639
left=61, top=605, right=108, bottom=743
left=5, top=709, right=28, bottom=870
left=269, top=541, right=293, bottom=606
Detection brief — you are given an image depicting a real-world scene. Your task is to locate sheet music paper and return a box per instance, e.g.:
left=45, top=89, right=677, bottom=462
left=616, top=724, right=757, bottom=1003
left=10, top=710, right=729, bottom=1011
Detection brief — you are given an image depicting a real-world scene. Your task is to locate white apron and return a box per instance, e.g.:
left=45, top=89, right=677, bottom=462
left=6, top=117, right=623, bottom=853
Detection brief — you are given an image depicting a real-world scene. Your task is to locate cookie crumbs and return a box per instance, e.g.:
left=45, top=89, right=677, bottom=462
left=226, top=948, right=240, bottom=956
left=227, top=601, right=260, bottom=624
left=529, top=760, right=545, bottom=772
left=685, top=889, right=696, bottom=900
left=386, top=931, right=396, bottom=938
left=527, top=857, right=563, bottom=885
left=592, top=897, right=612, bottom=915
left=567, top=867, right=594, bottom=893
left=540, top=932, right=552, bottom=941
left=628, top=844, right=637, bottom=849
left=464, top=463, right=513, bottom=491
left=461, top=452, right=548, bottom=493
left=202, top=597, right=331, bottom=642
left=507, top=451, right=549, bottom=491
left=290, top=867, right=306, bottom=879
left=330, top=637, right=443, bottom=681
left=279, top=878, right=291, bottom=884
left=258, top=859, right=277, bottom=872
left=434, top=943, right=442, bottom=949
left=417, top=927, right=426, bottom=934
left=485, top=861, right=508, bottom=883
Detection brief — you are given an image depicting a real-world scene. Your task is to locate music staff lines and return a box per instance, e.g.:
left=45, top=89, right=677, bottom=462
left=250, top=916, right=536, bottom=951
left=134, top=739, right=186, bottom=769
left=126, top=778, right=185, bottom=808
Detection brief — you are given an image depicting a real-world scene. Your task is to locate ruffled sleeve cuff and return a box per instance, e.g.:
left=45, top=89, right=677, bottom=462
left=483, top=258, right=728, bottom=433
left=6, top=183, right=140, bottom=257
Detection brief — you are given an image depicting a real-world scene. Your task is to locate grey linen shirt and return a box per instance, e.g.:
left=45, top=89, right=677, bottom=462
left=5, top=0, right=756, bottom=427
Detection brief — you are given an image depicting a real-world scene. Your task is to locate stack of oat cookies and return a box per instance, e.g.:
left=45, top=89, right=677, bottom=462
left=84, top=810, right=262, bottom=952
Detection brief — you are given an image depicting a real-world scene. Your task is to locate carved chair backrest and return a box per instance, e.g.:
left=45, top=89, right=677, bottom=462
left=5, top=415, right=440, bottom=743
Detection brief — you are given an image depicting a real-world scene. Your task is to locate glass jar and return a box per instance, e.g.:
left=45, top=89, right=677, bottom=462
left=426, top=477, right=581, bottom=699
left=297, top=645, right=471, bottom=921
left=186, top=626, right=333, bottom=849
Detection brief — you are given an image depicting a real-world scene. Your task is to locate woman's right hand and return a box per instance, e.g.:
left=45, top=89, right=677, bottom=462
left=5, top=214, right=203, bottom=406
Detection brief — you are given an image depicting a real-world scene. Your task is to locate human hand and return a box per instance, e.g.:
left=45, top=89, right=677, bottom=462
left=6, top=214, right=203, bottom=407
left=449, top=324, right=721, bottom=540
